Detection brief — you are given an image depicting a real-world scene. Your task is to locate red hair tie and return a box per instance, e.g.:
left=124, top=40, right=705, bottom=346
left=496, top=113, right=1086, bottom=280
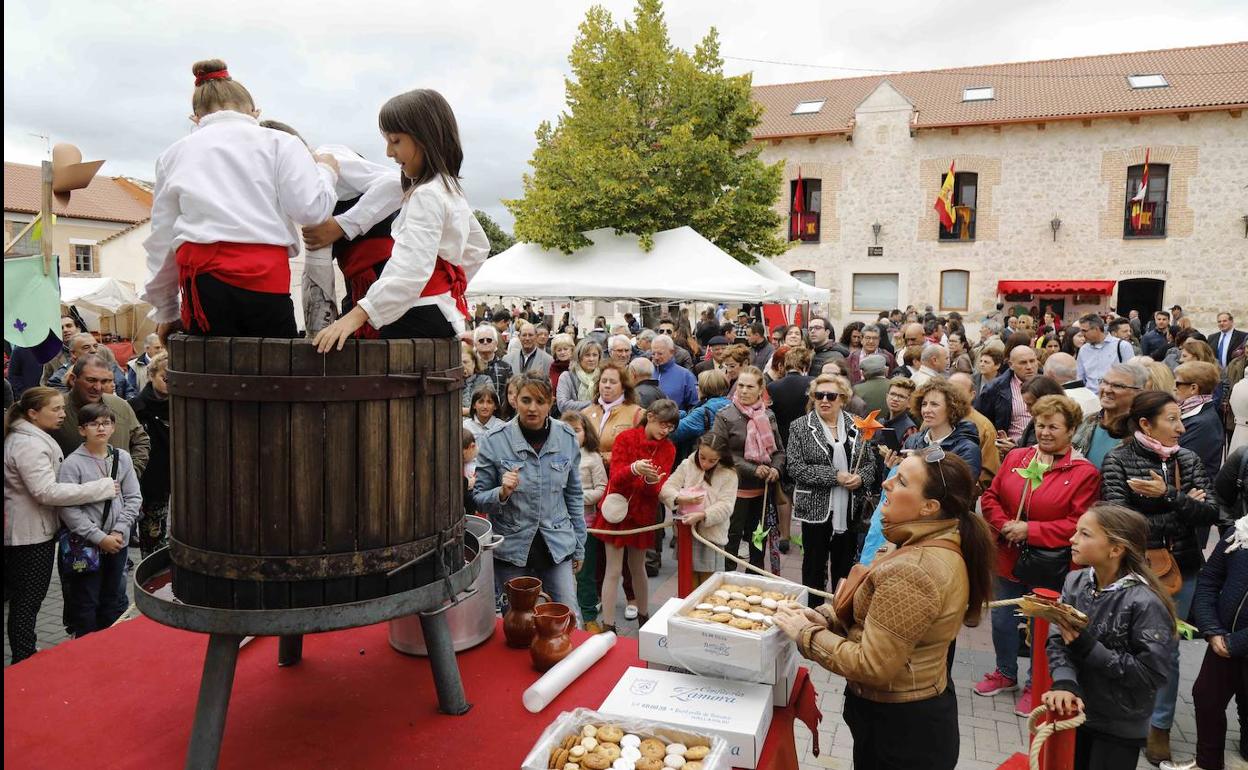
left=195, top=70, right=230, bottom=86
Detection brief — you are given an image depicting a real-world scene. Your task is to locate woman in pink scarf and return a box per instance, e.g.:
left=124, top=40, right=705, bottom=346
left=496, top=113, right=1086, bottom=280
left=710, top=366, right=785, bottom=569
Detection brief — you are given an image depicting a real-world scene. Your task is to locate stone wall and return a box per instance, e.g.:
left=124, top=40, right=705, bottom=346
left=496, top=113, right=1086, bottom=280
left=757, top=86, right=1247, bottom=330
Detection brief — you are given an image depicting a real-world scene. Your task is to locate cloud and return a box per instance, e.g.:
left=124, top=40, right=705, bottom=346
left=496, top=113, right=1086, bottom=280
left=6, top=0, right=1245, bottom=231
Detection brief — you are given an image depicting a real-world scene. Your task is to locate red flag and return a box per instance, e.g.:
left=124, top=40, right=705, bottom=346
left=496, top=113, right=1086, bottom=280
left=791, top=168, right=804, bottom=240
left=934, top=161, right=956, bottom=230
left=1130, top=149, right=1150, bottom=233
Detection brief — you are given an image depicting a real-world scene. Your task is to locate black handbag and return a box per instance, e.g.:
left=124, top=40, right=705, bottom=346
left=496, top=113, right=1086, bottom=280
left=1012, top=544, right=1072, bottom=591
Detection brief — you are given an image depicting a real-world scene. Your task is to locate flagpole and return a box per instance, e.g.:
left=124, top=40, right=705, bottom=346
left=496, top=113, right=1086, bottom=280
left=40, top=161, right=53, bottom=276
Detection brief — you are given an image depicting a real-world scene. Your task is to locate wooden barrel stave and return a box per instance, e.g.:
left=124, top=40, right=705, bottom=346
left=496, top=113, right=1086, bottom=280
left=169, top=337, right=463, bottom=610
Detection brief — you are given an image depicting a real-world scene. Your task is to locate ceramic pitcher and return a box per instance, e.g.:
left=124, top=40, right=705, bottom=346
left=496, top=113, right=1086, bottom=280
left=502, top=576, right=550, bottom=648
left=529, top=602, right=573, bottom=671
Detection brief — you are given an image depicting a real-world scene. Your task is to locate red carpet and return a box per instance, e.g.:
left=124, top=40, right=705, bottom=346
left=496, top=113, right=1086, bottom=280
left=4, top=617, right=817, bottom=769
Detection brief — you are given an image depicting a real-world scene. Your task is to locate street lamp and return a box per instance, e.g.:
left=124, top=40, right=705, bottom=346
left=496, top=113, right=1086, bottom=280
left=1050, top=217, right=1061, bottom=242
left=871, top=222, right=882, bottom=245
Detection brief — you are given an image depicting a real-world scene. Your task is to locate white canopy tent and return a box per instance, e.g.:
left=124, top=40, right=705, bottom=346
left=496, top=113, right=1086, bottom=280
left=747, top=257, right=830, bottom=305
left=60, top=276, right=152, bottom=339
left=468, top=226, right=796, bottom=302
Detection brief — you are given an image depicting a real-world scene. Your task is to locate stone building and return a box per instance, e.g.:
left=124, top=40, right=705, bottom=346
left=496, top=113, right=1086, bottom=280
left=751, top=42, right=1248, bottom=329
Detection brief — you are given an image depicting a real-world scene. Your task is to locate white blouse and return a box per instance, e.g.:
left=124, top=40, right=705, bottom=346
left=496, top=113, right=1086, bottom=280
left=141, top=111, right=339, bottom=323
left=355, top=179, right=490, bottom=334
left=314, top=144, right=403, bottom=239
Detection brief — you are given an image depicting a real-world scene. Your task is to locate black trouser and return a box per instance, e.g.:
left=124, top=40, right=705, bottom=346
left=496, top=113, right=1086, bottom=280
left=843, top=687, right=959, bottom=770
left=725, top=496, right=765, bottom=570
left=379, top=305, right=456, bottom=339
left=62, top=549, right=129, bottom=637
left=185, top=274, right=297, bottom=337
left=1072, top=726, right=1143, bottom=770
left=4, top=541, right=55, bottom=663
left=1194, top=645, right=1248, bottom=769
left=800, top=519, right=858, bottom=609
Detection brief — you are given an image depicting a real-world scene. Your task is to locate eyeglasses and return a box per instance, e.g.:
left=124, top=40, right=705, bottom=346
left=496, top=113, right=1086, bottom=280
left=475, top=337, right=494, bottom=343
left=1101, top=381, right=1141, bottom=392
left=83, top=420, right=115, bottom=429
left=919, top=444, right=948, bottom=497
left=1174, top=380, right=1193, bottom=387
left=812, top=391, right=844, bottom=401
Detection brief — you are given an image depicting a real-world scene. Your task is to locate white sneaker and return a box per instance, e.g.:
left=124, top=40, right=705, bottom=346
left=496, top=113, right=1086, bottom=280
left=624, top=605, right=639, bottom=620
left=1159, top=761, right=1198, bottom=770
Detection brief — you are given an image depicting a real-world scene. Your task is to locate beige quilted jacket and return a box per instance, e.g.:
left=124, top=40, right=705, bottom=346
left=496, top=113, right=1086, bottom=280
left=797, top=517, right=969, bottom=703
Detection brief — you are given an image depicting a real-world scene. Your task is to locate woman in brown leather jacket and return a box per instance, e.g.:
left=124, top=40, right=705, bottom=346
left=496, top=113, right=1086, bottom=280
left=775, top=450, right=995, bottom=769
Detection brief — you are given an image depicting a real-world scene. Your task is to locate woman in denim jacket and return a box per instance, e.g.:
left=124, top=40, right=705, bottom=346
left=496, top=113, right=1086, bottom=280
left=473, top=373, right=585, bottom=619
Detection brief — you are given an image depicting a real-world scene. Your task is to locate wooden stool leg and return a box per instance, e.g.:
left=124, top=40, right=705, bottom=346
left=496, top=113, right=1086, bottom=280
left=185, top=633, right=243, bottom=770
left=278, top=634, right=303, bottom=667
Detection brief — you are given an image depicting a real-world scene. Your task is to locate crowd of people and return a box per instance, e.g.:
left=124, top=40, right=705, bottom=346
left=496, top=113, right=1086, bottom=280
left=462, top=300, right=1247, bottom=770
left=4, top=314, right=171, bottom=663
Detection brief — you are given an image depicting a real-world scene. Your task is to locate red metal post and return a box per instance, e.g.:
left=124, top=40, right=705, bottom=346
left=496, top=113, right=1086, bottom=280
left=676, top=521, right=694, bottom=598
left=1029, top=587, right=1076, bottom=770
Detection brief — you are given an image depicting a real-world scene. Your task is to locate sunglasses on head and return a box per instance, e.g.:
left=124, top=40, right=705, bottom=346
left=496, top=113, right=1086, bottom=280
left=918, top=443, right=948, bottom=497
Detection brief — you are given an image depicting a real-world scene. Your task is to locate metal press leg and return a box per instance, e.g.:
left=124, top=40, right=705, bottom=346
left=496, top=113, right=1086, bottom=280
left=418, top=610, right=472, bottom=715
left=185, top=633, right=243, bottom=770
left=278, top=634, right=303, bottom=667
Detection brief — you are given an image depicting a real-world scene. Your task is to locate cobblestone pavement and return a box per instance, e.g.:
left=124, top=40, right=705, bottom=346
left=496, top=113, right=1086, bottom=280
left=5, top=540, right=1243, bottom=769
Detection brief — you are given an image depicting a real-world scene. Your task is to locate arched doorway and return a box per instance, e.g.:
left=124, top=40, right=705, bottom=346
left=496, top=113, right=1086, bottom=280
left=1116, top=278, right=1165, bottom=322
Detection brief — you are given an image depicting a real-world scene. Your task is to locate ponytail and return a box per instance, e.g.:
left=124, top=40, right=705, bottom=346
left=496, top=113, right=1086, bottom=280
left=920, top=452, right=997, bottom=626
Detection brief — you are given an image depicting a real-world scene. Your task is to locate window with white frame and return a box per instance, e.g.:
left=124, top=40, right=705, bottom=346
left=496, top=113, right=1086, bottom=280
left=852, top=274, right=898, bottom=312
left=73, top=244, right=96, bottom=274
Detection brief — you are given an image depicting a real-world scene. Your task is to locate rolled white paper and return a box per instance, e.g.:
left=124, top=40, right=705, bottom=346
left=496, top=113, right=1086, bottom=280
left=523, top=631, right=618, bottom=713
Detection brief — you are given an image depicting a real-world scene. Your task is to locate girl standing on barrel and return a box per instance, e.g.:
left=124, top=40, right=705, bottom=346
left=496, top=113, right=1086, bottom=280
left=142, top=59, right=342, bottom=340
left=314, top=89, right=490, bottom=350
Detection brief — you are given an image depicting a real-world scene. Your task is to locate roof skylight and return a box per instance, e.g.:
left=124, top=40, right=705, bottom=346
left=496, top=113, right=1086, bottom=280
left=1127, top=74, right=1169, bottom=89
left=792, top=100, right=825, bottom=115
left=962, top=87, right=995, bottom=102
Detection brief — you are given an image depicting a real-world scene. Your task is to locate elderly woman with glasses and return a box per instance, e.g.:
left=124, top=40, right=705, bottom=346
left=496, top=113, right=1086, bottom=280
left=1073, top=362, right=1148, bottom=470
left=976, top=395, right=1101, bottom=713
left=787, top=374, right=877, bottom=606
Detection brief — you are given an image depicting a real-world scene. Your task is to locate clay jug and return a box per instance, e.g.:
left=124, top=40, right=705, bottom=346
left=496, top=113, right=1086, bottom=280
left=530, top=602, right=574, bottom=672
left=503, top=576, right=550, bottom=648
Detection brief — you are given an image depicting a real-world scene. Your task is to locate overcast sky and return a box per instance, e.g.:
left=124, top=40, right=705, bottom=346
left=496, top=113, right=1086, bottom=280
left=5, top=0, right=1245, bottom=230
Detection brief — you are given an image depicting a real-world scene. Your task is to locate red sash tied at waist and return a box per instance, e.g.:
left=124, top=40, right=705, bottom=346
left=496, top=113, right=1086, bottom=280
left=176, top=242, right=289, bottom=332
left=337, top=237, right=470, bottom=333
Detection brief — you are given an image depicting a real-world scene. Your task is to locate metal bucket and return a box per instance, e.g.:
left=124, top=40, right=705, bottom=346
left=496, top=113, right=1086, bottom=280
left=388, top=515, right=501, bottom=656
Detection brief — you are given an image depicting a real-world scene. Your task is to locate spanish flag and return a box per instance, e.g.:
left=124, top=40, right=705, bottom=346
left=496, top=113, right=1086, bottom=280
left=1130, top=149, right=1150, bottom=233
left=934, top=161, right=956, bottom=230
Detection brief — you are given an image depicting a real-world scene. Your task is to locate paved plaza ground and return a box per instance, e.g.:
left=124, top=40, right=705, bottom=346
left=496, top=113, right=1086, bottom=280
left=5, top=539, right=1243, bottom=769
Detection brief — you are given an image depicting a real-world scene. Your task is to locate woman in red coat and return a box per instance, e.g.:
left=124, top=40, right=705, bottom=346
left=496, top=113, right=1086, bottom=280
left=593, top=399, right=679, bottom=631
left=975, top=394, right=1102, bottom=715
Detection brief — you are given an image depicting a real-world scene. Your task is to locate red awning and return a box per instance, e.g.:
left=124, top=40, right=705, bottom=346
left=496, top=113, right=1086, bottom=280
left=996, top=280, right=1116, bottom=296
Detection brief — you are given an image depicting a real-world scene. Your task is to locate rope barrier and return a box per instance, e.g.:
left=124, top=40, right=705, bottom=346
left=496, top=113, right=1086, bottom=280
left=1025, top=704, right=1085, bottom=770
left=585, top=520, right=675, bottom=537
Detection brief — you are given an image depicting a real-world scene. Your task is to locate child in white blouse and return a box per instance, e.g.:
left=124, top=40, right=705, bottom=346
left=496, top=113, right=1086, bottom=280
left=314, top=89, right=489, bottom=350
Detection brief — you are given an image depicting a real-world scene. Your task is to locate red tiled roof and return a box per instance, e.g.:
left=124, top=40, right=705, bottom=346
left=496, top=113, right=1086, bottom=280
left=751, top=42, right=1248, bottom=138
left=3, top=162, right=152, bottom=224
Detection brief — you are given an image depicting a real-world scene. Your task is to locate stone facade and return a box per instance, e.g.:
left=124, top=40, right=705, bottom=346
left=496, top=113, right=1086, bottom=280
left=758, top=80, right=1248, bottom=329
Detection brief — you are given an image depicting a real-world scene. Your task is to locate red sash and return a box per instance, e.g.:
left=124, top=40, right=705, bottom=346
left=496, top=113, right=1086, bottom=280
left=176, top=242, right=289, bottom=332
left=337, top=237, right=470, bottom=336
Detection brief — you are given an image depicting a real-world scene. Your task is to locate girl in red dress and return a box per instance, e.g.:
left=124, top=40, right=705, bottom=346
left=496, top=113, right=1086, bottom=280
left=593, top=399, right=679, bottom=631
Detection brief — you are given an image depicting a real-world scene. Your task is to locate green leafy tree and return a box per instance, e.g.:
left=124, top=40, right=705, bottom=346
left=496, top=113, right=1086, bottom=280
left=505, top=0, right=786, bottom=263
left=474, top=209, right=516, bottom=256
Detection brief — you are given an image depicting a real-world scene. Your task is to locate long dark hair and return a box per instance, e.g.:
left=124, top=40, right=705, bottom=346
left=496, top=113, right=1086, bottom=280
left=378, top=88, right=463, bottom=195
left=919, top=452, right=996, bottom=626
left=1083, top=503, right=1178, bottom=633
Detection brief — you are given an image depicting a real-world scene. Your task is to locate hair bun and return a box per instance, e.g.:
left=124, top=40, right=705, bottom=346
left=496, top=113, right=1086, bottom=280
left=192, top=59, right=229, bottom=78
